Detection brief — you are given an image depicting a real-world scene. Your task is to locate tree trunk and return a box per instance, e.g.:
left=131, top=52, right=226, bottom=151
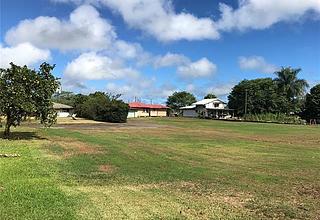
left=3, top=114, right=11, bottom=138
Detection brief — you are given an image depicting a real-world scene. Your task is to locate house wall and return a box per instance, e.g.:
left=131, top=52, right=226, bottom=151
left=182, top=109, right=197, bottom=117
left=136, top=109, right=150, bottom=117
left=128, top=109, right=150, bottom=118
left=205, top=102, right=226, bottom=109
left=128, top=109, right=149, bottom=118
left=55, top=109, right=73, bottom=117
left=150, top=109, right=167, bottom=117
left=128, top=108, right=167, bottom=118
left=127, top=110, right=137, bottom=118
left=57, top=112, right=71, bottom=117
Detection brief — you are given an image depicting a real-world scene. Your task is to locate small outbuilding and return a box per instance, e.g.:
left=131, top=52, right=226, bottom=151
left=53, top=102, right=74, bottom=117
left=128, top=102, right=168, bottom=118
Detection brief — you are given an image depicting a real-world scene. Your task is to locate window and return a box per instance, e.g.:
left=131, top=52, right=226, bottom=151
left=214, top=103, right=219, bottom=108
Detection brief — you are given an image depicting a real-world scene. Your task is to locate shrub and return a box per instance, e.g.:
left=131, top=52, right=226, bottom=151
left=244, top=113, right=305, bottom=124
left=76, top=92, right=129, bottom=123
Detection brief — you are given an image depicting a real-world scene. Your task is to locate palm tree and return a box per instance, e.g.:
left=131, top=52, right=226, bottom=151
left=274, top=67, right=309, bottom=112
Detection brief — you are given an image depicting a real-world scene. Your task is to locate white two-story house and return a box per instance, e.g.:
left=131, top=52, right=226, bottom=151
left=180, top=98, right=234, bottom=119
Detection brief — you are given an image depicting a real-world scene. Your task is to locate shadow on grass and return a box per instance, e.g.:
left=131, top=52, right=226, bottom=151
left=0, top=131, right=46, bottom=140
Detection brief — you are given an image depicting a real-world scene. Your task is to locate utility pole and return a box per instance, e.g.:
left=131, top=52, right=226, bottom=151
left=244, top=89, right=248, bottom=118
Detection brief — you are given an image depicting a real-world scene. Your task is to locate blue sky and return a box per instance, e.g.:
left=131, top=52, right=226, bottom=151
left=1, top=0, right=320, bottom=103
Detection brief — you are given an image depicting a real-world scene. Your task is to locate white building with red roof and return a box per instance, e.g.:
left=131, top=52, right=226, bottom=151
left=128, top=102, right=168, bottom=118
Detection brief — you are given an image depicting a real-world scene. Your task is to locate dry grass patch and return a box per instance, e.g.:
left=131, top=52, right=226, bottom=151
left=63, top=181, right=253, bottom=219
left=56, top=117, right=104, bottom=125
left=47, top=137, right=103, bottom=158
left=220, top=193, right=253, bottom=208
left=98, top=164, right=116, bottom=173
left=120, top=181, right=253, bottom=209
left=296, top=185, right=320, bottom=200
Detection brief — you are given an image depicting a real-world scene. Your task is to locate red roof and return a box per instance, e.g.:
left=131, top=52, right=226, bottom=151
left=129, top=102, right=168, bottom=109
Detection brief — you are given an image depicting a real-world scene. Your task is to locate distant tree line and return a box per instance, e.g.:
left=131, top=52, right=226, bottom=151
left=228, top=67, right=320, bottom=123
left=228, top=67, right=309, bottom=116
left=166, top=67, right=319, bottom=123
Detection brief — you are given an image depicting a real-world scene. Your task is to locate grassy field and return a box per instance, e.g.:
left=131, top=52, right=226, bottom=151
left=0, top=118, right=319, bottom=219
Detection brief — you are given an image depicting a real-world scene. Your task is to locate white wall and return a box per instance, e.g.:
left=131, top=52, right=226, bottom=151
left=57, top=112, right=71, bottom=117
left=206, top=102, right=226, bottom=109
left=127, top=110, right=136, bottom=118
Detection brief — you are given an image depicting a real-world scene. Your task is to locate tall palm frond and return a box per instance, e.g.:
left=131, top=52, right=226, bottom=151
left=274, top=67, right=308, bottom=99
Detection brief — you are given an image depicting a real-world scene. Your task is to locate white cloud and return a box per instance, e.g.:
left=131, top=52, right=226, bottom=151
left=153, top=53, right=190, bottom=68
left=100, top=0, right=220, bottom=41
left=49, top=0, right=320, bottom=42
left=178, top=58, right=217, bottom=78
left=5, top=4, right=150, bottom=65
left=238, top=56, right=277, bottom=73
left=64, top=52, right=139, bottom=80
left=5, top=5, right=116, bottom=50
left=113, top=40, right=143, bottom=59
left=0, top=43, right=51, bottom=68
left=205, top=83, right=234, bottom=97
left=106, top=82, right=145, bottom=99
left=217, top=0, right=320, bottom=31
left=186, top=84, right=196, bottom=93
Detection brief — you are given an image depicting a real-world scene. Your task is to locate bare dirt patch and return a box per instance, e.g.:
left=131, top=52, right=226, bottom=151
left=296, top=185, right=320, bottom=199
left=98, top=164, right=116, bottom=173
left=56, top=117, right=105, bottom=125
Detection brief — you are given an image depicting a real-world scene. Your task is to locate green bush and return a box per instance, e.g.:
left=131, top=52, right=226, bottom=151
left=244, top=113, right=305, bottom=124
left=77, top=92, right=129, bottom=123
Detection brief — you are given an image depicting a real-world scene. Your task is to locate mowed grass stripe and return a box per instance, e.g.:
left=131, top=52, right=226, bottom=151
left=0, top=136, right=79, bottom=220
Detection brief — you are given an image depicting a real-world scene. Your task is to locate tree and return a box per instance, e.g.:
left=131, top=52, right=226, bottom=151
left=52, top=91, right=75, bottom=106
left=0, top=63, right=59, bottom=137
left=302, top=84, right=320, bottom=122
left=204, top=93, right=217, bottom=99
left=228, top=78, right=289, bottom=116
left=166, top=91, right=196, bottom=113
left=76, top=92, right=129, bottom=123
left=274, top=67, right=309, bottom=113
left=72, top=94, right=89, bottom=117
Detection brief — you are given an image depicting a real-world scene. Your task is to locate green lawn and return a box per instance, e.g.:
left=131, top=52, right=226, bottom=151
left=1, top=118, right=319, bottom=219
